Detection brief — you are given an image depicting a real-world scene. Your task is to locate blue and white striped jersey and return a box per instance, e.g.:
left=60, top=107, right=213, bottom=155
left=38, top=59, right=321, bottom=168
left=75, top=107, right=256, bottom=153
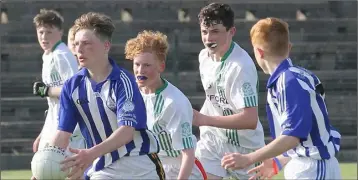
left=58, top=58, right=159, bottom=175
left=266, top=58, right=341, bottom=160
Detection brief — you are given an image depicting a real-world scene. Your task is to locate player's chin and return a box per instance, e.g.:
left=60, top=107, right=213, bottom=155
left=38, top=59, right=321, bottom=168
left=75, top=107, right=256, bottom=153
left=136, top=80, right=147, bottom=87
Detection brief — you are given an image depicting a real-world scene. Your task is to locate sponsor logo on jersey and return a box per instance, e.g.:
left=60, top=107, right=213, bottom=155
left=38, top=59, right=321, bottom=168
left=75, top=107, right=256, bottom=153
left=207, top=94, right=228, bottom=104
left=76, top=98, right=89, bottom=105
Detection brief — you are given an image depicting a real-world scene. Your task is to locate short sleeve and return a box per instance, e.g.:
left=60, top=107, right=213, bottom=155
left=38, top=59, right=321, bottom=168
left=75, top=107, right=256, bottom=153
left=58, top=82, right=79, bottom=133
left=116, top=75, right=147, bottom=130
left=164, top=103, right=196, bottom=150
left=54, top=51, right=79, bottom=84
left=278, top=75, right=313, bottom=140
left=230, top=65, right=259, bottom=109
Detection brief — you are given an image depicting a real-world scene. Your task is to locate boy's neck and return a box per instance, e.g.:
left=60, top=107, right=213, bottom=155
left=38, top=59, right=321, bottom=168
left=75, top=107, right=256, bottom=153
left=88, top=58, right=112, bottom=83
left=266, top=55, right=289, bottom=75
left=141, top=77, right=164, bottom=94
left=211, top=41, right=232, bottom=62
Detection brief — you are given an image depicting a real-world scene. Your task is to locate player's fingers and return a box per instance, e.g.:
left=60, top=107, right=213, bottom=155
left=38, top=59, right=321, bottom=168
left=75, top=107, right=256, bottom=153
left=61, top=160, right=76, bottom=171
left=248, top=172, right=261, bottom=180
left=61, top=154, right=78, bottom=164
left=247, top=165, right=262, bottom=174
left=67, top=165, right=82, bottom=178
left=69, top=147, right=80, bottom=154
left=224, top=161, right=237, bottom=169
left=30, top=175, right=37, bottom=180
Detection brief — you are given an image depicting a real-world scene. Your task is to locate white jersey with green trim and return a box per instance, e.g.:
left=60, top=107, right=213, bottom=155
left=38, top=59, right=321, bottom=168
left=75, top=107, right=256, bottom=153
left=198, top=42, right=265, bottom=150
left=141, top=80, right=197, bottom=157
left=39, top=41, right=82, bottom=149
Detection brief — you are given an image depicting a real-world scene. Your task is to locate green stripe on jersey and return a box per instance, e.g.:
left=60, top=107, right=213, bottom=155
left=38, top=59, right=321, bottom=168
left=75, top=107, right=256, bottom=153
left=182, top=137, right=194, bottom=149
left=244, top=96, right=258, bottom=107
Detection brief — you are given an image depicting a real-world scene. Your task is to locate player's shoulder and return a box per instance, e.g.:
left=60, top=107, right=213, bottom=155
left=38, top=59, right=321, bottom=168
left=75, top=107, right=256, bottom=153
left=52, top=42, right=76, bottom=61
left=62, top=70, right=85, bottom=94
left=282, top=66, right=318, bottom=88
left=116, top=66, right=137, bottom=85
left=229, top=43, right=255, bottom=66
left=198, top=48, right=209, bottom=63
left=162, top=81, right=192, bottom=110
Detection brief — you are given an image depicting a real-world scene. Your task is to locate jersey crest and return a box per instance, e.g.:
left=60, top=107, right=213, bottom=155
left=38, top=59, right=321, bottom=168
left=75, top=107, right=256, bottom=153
left=181, top=122, right=191, bottom=137
left=241, top=82, right=254, bottom=97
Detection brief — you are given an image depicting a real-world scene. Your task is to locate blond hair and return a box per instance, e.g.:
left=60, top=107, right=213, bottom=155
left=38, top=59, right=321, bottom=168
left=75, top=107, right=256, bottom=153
left=125, top=30, right=169, bottom=62
left=250, top=17, right=290, bottom=56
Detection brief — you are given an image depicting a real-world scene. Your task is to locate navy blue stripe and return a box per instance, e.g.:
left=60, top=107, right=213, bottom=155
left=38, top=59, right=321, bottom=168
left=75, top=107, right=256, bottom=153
left=310, top=114, right=330, bottom=159
left=139, top=130, right=150, bottom=155
left=96, top=96, right=119, bottom=163
left=316, top=160, right=320, bottom=180
left=78, top=81, right=104, bottom=171
left=323, top=160, right=326, bottom=179
left=266, top=103, right=276, bottom=139
left=124, top=140, right=136, bottom=156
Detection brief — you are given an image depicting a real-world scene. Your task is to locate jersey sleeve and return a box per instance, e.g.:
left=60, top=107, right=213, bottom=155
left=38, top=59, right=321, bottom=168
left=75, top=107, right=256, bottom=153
left=57, top=82, right=79, bottom=133
left=164, top=102, right=196, bottom=151
left=53, top=51, right=79, bottom=85
left=229, top=65, right=259, bottom=109
left=116, top=74, right=147, bottom=130
left=277, top=73, right=313, bottom=140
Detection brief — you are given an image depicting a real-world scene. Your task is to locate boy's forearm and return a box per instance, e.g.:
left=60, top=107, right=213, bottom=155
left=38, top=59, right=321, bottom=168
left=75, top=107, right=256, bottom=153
left=247, top=135, right=299, bottom=164
left=51, top=130, right=72, bottom=149
left=47, top=87, right=62, bottom=98
left=178, top=148, right=195, bottom=180
left=206, top=107, right=258, bottom=130
left=89, top=126, right=134, bottom=158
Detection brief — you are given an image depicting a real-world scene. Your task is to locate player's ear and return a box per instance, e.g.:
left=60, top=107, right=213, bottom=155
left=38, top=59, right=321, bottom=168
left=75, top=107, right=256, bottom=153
left=257, top=48, right=264, bottom=58
left=288, top=42, right=292, bottom=51
left=159, top=61, right=165, bottom=73
left=229, top=26, right=236, bottom=36
left=104, top=41, right=111, bottom=53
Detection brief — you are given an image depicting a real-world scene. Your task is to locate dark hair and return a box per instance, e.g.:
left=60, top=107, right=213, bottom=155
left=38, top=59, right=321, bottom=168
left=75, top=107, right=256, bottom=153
left=198, top=3, right=234, bottom=30
left=73, top=12, right=115, bottom=42
left=33, top=9, right=64, bottom=30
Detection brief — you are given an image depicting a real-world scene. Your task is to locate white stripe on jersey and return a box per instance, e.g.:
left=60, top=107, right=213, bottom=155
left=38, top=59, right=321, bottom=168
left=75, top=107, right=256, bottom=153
left=120, top=72, right=133, bottom=100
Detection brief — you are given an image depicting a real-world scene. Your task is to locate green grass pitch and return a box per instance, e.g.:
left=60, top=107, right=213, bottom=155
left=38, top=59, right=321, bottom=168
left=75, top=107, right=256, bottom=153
left=1, top=163, right=357, bottom=179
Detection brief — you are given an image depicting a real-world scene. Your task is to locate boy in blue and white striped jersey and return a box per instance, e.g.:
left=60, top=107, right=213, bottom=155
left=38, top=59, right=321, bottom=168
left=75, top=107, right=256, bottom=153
left=222, top=17, right=341, bottom=180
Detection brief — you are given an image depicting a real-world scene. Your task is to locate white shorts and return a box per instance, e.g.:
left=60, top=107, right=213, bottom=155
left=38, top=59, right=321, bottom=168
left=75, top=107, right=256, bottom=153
left=159, top=155, right=206, bottom=180
left=195, top=132, right=259, bottom=179
left=284, top=156, right=341, bottom=179
left=89, top=154, right=165, bottom=180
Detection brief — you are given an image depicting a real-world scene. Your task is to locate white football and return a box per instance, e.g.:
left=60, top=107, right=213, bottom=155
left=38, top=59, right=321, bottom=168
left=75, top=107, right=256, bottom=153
left=31, top=145, right=69, bottom=180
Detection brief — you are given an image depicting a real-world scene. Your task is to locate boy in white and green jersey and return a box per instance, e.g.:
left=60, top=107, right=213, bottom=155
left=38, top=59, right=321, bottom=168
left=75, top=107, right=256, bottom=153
left=125, top=30, right=207, bottom=180
left=193, top=3, right=265, bottom=179
left=31, top=9, right=84, bottom=155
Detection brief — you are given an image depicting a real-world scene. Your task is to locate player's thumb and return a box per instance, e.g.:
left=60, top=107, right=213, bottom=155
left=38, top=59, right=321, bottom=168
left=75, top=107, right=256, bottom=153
left=69, top=147, right=79, bottom=154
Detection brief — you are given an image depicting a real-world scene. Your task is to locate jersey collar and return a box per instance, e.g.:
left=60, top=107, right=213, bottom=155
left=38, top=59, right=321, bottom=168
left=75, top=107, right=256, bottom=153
left=220, top=41, right=235, bottom=62
left=155, top=78, right=168, bottom=95
left=266, top=58, right=293, bottom=88
left=51, top=41, right=62, bottom=52
left=78, top=57, right=122, bottom=80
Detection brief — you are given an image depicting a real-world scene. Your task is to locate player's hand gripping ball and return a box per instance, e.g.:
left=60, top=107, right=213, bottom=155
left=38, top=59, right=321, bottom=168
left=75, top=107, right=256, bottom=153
left=31, top=145, right=70, bottom=180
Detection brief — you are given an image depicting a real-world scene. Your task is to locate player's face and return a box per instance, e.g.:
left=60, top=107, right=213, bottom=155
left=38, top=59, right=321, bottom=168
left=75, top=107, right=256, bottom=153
left=200, top=23, right=235, bottom=55
left=133, top=52, right=164, bottom=88
left=74, top=29, right=110, bottom=68
left=36, top=25, right=62, bottom=52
